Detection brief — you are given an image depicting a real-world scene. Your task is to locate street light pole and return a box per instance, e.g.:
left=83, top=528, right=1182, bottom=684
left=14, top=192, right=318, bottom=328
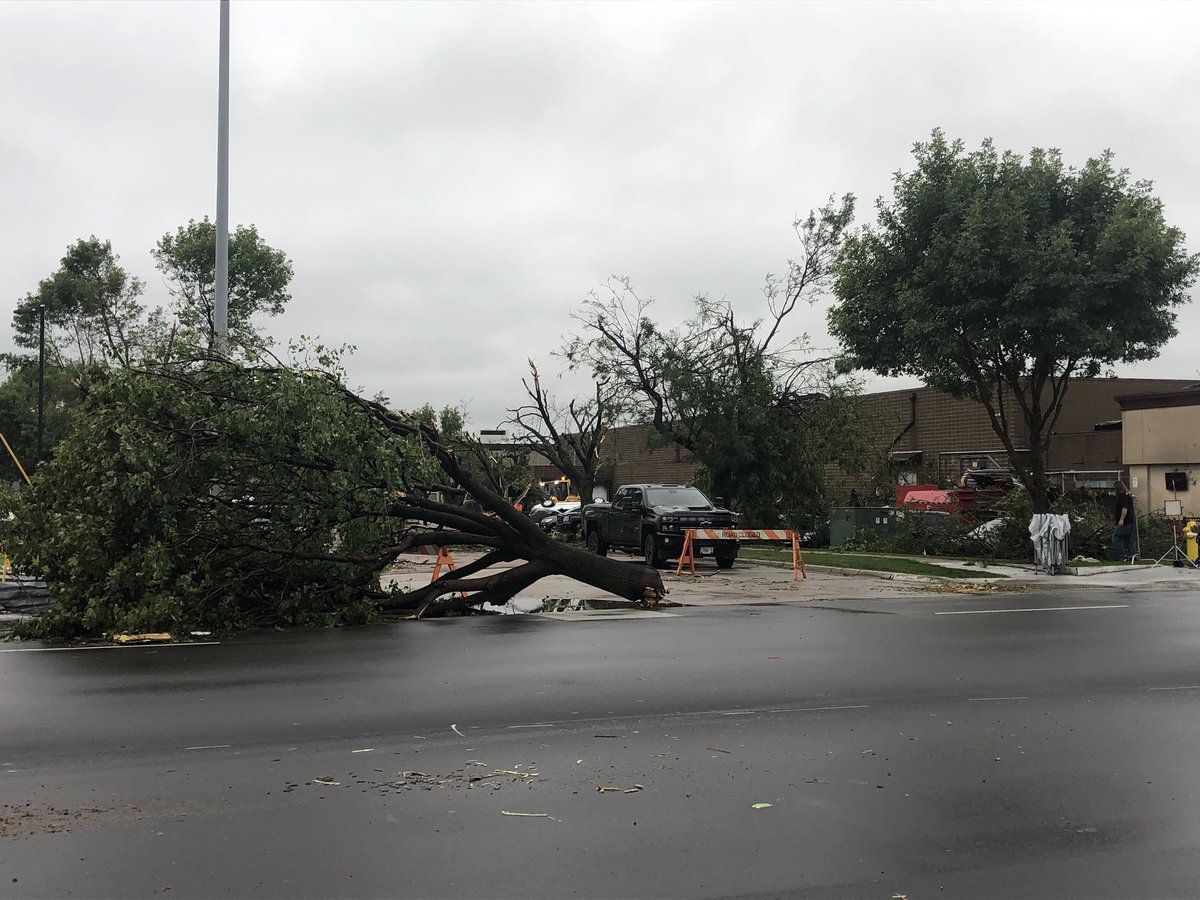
left=36, top=304, right=45, bottom=467
left=214, top=0, right=230, bottom=354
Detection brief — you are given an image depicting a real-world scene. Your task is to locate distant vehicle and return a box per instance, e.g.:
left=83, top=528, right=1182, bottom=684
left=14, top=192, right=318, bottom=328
left=535, top=505, right=583, bottom=535
left=582, top=484, right=740, bottom=568
left=530, top=478, right=583, bottom=534
left=530, top=477, right=611, bottom=535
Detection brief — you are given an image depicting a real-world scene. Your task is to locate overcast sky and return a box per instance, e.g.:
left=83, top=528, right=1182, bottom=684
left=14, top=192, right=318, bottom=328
left=2, top=0, right=1197, bottom=428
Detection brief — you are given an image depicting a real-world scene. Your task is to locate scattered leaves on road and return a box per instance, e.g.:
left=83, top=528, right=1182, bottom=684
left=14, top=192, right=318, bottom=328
left=925, top=582, right=1026, bottom=594
left=0, top=803, right=116, bottom=839
left=751, top=802, right=773, bottom=809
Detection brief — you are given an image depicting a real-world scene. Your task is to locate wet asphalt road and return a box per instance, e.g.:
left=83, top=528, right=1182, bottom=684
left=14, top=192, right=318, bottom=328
left=3, top=588, right=1200, bottom=898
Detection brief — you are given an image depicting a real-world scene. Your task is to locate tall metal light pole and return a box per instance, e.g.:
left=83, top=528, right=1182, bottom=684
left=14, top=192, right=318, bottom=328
left=36, top=305, right=45, bottom=467
left=214, top=0, right=230, bottom=354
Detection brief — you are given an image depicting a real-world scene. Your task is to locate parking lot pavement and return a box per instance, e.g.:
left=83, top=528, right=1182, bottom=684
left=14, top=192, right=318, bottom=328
left=384, top=548, right=1200, bottom=611
left=385, top=550, right=948, bottom=610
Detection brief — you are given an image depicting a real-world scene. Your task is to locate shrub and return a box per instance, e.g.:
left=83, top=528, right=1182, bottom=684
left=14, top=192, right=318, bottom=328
left=841, top=511, right=990, bottom=557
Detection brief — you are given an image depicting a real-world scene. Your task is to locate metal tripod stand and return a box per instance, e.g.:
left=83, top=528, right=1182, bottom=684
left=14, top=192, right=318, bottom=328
left=1150, top=521, right=1199, bottom=568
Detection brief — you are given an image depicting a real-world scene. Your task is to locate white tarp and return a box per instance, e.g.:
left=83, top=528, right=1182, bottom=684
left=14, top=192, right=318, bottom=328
left=1029, top=514, right=1072, bottom=574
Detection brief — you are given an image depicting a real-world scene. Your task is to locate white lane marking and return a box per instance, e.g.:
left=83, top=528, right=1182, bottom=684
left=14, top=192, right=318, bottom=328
left=935, top=605, right=1129, bottom=616
left=724, top=705, right=870, bottom=716
left=183, top=744, right=231, bottom=751
left=969, top=696, right=1029, bottom=702
left=0, top=641, right=221, bottom=652
left=1148, top=685, right=1200, bottom=691
left=507, top=724, right=557, bottom=729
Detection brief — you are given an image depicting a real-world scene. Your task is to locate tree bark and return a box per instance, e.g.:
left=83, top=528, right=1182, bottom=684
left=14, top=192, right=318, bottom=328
left=384, top=533, right=664, bottom=615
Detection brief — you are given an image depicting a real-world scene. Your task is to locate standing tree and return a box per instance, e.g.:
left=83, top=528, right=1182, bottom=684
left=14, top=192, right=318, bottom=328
left=4, top=237, right=146, bottom=466
left=0, top=359, right=77, bottom=472
left=565, top=196, right=863, bottom=527
left=12, top=237, right=144, bottom=371
left=506, top=359, right=618, bottom=507
left=152, top=218, right=293, bottom=354
left=830, top=131, right=1199, bottom=512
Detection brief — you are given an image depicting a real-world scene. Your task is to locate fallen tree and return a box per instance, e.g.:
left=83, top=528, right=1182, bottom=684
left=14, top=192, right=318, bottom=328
left=0, top=354, right=664, bottom=639
left=337, top=384, right=665, bottom=616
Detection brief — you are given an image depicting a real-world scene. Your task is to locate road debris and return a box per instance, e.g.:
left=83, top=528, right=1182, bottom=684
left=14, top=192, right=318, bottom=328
left=706, top=747, right=732, bottom=754
left=925, top=582, right=1026, bottom=594
left=112, top=633, right=173, bottom=644
left=352, top=748, right=374, bottom=754
left=501, top=810, right=557, bottom=820
left=596, top=784, right=644, bottom=794
left=450, top=724, right=465, bottom=737
left=312, top=777, right=340, bottom=786
left=751, top=802, right=773, bottom=809
left=0, top=803, right=112, bottom=838
left=370, top=766, right=543, bottom=794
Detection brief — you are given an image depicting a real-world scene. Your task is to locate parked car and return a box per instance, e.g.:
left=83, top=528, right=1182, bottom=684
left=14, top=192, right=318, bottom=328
left=534, top=500, right=582, bottom=536
left=582, top=484, right=740, bottom=568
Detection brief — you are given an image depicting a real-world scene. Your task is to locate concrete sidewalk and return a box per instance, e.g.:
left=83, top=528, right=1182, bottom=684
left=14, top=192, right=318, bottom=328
left=910, top=557, right=1200, bottom=591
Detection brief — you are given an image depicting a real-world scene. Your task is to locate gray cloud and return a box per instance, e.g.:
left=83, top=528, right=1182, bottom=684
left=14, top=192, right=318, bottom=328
left=2, top=0, right=1197, bottom=426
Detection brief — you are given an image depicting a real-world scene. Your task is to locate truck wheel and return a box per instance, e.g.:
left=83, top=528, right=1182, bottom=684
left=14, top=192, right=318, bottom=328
left=586, top=529, right=608, bottom=557
left=716, top=554, right=736, bottom=570
left=643, top=533, right=662, bottom=568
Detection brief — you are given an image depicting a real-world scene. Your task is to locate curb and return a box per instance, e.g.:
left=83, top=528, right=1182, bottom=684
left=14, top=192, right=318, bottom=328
left=736, top=556, right=983, bottom=585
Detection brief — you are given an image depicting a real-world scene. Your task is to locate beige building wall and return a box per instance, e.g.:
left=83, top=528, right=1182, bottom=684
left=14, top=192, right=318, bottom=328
left=1121, top=404, right=1200, bottom=517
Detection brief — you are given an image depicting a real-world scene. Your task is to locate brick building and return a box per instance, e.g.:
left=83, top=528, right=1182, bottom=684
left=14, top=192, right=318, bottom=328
left=529, top=378, right=1194, bottom=504
left=825, top=377, right=1194, bottom=503
left=529, top=423, right=698, bottom=500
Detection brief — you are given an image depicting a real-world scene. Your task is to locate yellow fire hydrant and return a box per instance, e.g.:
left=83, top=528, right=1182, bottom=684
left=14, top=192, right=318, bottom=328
left=1185, top=520, right=1199, bottom=564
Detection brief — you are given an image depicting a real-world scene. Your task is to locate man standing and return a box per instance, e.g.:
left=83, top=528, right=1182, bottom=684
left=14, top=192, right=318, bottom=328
left=1113, top=481, right=1136, bottom=562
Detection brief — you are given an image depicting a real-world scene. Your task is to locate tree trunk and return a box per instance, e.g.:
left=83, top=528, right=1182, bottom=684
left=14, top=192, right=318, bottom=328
left=383, top=531, right=664, bottom=617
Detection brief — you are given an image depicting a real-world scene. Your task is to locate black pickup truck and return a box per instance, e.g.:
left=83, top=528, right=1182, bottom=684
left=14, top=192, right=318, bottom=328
left=581, top=484, right=741, bottom=568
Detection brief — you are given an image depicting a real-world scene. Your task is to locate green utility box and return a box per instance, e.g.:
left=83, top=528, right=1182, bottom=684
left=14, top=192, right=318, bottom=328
left=828, top=506, right=951, bottom=549
left=829, top=507, right=900, bottom=549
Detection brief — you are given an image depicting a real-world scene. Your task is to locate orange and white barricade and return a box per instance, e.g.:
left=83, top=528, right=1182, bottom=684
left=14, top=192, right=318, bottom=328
left=414, top=544, right=466, bottom=595
left=675, top=529, right=806, bottom=581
